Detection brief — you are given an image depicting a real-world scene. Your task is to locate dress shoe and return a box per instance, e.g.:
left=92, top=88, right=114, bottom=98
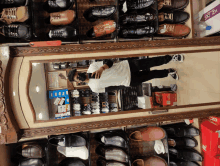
left=47, top=0, right=74, bottom=10
left=170, top=160, right=200, bottom=166
left=168, top=137, right=198, bottom=148
left=20, top=143, right=44, bottom=158
left=59, top=158, right=85, bottom=166
left=120, top=12, right=156, bottom=25
left=157, top=0, right=189, bottom=10
left=97, top=157, right=127, bottom=166
left=49, top=26, right=77, bottom=39
left=169, top=148, right=203, bottom=162
left=57, top=146, right=89, bottom=159
left=0, top=6, right=29, bottom=24
left=158, top=11, right=189, bottom=24
left=84, top=5, right=116, bottom=22
left=158, top=24, right=190, bottom=37
left=119, top=26, right=155, bottom=38
left=0, top=0, right=28, bottom=6
left=19, top=158, right=44, bottom=166
left=0, top=24, right=31, bottom=39
left=86, top=20, right=116, bottom=38
left=49, top=10, right=75, bottom=25
left=48, top=134, right=86, bottom=147
left=126, top=0, right=155, bottom=10
left=129, top=126, right=166, bottom=141
left=132, top=155, right=168, bottom=166
left=162, top=125, right=200, bottom=137
left=96, top=145, right=129, bottom=163
left=96, top=131, right=128, bottom=148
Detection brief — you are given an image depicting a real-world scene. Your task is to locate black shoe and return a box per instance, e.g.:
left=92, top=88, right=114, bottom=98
left=19, top=158, right=44, bottom=166
left=97, top=157, right=127, bottom=166
left=170, top=159, right=200, bottom=166
left=48, top=26, right=77, bottom=39
left=59, top=158, right=85, bottom=166
left=163, top=125, right=200, bottom=137
left=168, top=68, right=179, bottom=80
left=169, top=148, right=203, bottom=162
left=95, top=131, right=128, bottom=149
left=47, top=0, right=74, bottom=10
left=120, top=12, right=156, bottom=25
left=158, top=11, right=190, bottom=24
left=119, top=26, right=155, bottom=38
left=84, top=5, right=116, bottom=22
left=0, top=24, right=31, bottom=39
left=49, top=134, right=86, bottom=147
left=96, top=145, right=129, bottom=163
left=126, top=0, right=155, bottom=10
left=168, top=137, right=198, bottom=148
left=0, top=0, right=28, bottom=6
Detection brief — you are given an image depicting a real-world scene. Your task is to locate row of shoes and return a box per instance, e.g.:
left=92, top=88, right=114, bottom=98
left=162, top=123, right=202, bottom=166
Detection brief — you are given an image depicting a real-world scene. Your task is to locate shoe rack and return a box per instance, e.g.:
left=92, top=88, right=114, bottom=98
left=0, top=0, right=195, bottom=45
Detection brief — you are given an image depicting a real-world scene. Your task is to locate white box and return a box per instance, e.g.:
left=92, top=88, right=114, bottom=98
left=194, top=0, right=220, bottom=37
left=54, top=98, right=61, bottom=105
left=58, top=105, right=66, bottom=113
left=137, top=96, right=151, bottom=109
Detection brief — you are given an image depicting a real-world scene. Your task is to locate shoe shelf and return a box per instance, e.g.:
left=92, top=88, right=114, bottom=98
left=0, top=0, right=196, bottom=45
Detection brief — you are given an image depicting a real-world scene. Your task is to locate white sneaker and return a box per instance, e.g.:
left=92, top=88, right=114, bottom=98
left=168, top=69, right=179, bottom=80
left=172, top=54, right=184, bottom=62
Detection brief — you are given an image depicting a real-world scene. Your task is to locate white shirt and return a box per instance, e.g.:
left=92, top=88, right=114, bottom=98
left=87, top=60, right=131, bottom=93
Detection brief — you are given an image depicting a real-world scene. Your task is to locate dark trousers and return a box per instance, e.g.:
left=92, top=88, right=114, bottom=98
left=129, top=55, right=172, bottom=86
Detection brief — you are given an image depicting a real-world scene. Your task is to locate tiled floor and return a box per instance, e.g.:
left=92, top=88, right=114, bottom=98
left=146, top=51, right=220, bottom=106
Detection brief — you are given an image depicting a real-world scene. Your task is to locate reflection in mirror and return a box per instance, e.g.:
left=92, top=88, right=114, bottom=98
left=29, top=53, right=218, bottom=121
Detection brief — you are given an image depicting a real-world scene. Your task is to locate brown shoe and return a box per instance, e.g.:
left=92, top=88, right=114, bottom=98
left=20, top=143, right=44, bottom=158
left=132, top=156, right=168, bottom=166
left=50, top=10, right=75, bottom=26
left=158, top=24, right=190, bottom=37
left=129, top=127, right=166, bottom=142
left=153, top=0, right=189, bottom=10
left=0, top=6, right=29, bottom=24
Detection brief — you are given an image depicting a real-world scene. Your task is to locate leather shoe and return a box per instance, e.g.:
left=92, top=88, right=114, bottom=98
left=84, top=5, right=116, bottom=22
left=97, top=157, right=127, bottom=166
left=19, top=142, right=44, bottom=158
left=162, top=125, right=200, bottom=137
left=158, top=24, right=190, bottom=37
left=126, top=0, right=155, bottom=10
left=168, top=137, right=198, bottom=148
left=49, top=10, right=75, bottom=25
left=19, top=158, right=44, bottom=166
left=48, top=134, right=86, bottom=147
left=169, top=148, right=203, bottom=162
left=129, top=126, right=166, bottom=142
left=96, top=131, right=128, bottom=149
left=158, top=11, right=189, bottom=24
left=170, top=160, right=200, bottom=166
left=59, top=158, right=85, bottom=166
left=159, top=0, right=189, bottom=10
left=132, top=155, right=168, bottom=166
left=96, top=145, right=129, bottom=163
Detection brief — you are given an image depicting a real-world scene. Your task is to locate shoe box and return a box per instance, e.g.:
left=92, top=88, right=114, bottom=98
left=0, top=0, right=192, bottom=45
left=204, top=152, right=220, bottom=166
left=154, top=91, right=177, bottom=106
left=194, top=0, right=220, bottom=38
left=201, top=120, right=220, bottom=157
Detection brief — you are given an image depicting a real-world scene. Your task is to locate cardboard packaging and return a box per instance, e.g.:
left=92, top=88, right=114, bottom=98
left=204, top=152, right=220, bottom=166
left=194, top=0, right=220, bottom=37
left=209, top=116, right=220, bottom=126
left=154, top=92, right=177, bottom=106
left=201, top=120, right=220, bottom=156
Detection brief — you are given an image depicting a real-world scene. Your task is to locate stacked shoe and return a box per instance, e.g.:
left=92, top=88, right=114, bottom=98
left=100, top=92, right=110, bottom=113
left=162, top=123, right=202, bottom=166
left=16, top=142, right=45, bottom=166
left=91, top=92, right=100, bottom=114
left=95, top=131, right=129, bottom=166
left=0, top=2, right=31, bottom=39
left=129, top=126, right=169, bottom=166
left=49, top=134, right=89, bottom=160
left=71, top=90, right=82, bottom=116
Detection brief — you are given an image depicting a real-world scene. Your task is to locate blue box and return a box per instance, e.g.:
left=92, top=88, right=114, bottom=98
left=61, top=90, right=66, bottom=97
left=65, top=97, right=70, bottom=104
left=53, top=90, right=58, bottom=98
left=65, top=89, right=69, bottom=97
left=49, top=91, right=54, bottom=99
left=57, top=90, right=62, bottom=98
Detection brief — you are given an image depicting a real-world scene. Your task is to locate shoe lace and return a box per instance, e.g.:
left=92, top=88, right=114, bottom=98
left=0, top=7, right=17, bottom=24
left=5, top=25, right=19, bottom=37
left=50, top=29, right=64, bottom=38
left=160, top=24, right=174, bottom=34
left=51, top=14, right=61, bottom=20
left=163, top=0, right=171, bottom=6
left=164, top=13, right=173, bottom=20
